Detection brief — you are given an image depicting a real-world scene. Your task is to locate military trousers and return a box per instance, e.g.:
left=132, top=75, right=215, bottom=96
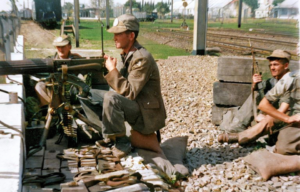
left=219, top=93, right=256, bottom=133
left=79, top=89, right=143, bottom=138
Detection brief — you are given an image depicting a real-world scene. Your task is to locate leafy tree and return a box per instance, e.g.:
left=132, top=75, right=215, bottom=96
left=124, top=0, right=141, bottom=11
left=143, top=1, right=155, bottom=13
left=63, top=2, right=73, bottom=17
left=155, top=2, right=170, bottom=18
left=273, top=0, right=285, bottom=6
left=243, top=0, right=259, bottom=17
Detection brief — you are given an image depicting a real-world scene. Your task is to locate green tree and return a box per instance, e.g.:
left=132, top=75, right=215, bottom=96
left=124, top=0, right=141, bottom=10
left=143, top=1, right=155, bottom=13
left=273, top=0, right=285, bottom=6
left=243, top=0, right=259, bottom=18
left=63, top=2, right=73, bottom=17
left=155, top=2, right=170, bottom=18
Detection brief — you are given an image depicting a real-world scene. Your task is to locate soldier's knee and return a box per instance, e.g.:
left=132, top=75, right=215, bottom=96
left=103, top=91, right=121, bottom=107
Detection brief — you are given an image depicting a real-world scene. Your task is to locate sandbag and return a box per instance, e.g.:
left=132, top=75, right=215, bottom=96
left=135, top=148, right=177, bottom=178
left=160, top=136, right=189, bottom=176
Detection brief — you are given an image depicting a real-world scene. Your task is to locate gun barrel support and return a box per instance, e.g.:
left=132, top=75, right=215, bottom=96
left=0, top=58, right=105, bottom=75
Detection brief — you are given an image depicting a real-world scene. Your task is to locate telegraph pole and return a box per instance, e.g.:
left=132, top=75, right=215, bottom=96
left=74, top=0, right=79, bottom=47
left=171, top=0, right=173, bottom=23
left=192, top=0, right=208, bottom=55
left=106, top=0, right=110, bottom=29
left=238, top=0, right=243, bottom=28
left=130, top=0, right=132, bottom=14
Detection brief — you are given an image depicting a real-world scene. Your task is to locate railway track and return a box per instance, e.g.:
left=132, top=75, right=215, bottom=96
left=154, top=28, right=298, bottom=57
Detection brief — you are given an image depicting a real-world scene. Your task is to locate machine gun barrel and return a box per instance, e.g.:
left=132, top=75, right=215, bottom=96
left=0, top=58, right=105, bottom=75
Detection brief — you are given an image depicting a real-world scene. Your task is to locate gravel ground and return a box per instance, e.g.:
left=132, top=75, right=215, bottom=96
left=157, top=55, right=300, bottom=192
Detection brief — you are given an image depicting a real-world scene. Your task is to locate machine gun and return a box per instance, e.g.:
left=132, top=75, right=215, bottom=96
left=0, top=58, right=106, bottom=156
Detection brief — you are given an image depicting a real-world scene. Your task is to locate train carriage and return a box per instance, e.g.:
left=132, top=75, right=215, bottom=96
left=32, top=0, right=62, bottom=28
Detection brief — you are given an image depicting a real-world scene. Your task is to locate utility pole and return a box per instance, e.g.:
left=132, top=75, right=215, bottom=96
left=130, top=0, right=132, bottom=14
left=106, top=0, right=110, bottom=29
left=192, top=0, right=208, bottom=55
left=238, top=0, right=243, bottom=28
left=171, top=0, right=173, bottom=23
left=74, top=0, right=79, bottom=47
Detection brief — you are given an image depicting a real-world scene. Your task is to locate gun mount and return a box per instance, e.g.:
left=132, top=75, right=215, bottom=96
left=0, top=58, right=107, bottom=155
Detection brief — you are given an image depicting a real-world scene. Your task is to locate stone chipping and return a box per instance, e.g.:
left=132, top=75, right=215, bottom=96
left=157, top=55, right=300, bottom=191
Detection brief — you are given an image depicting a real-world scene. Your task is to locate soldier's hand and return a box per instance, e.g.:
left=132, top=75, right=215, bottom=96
left=287, top=114, right=300, bottom=124
left=104, top=55, right=117, bottom=72
left=265, top=115, right=275, bottom=134
left=252, top=73, right=262, bottom=84
left=255, top=114, right=265, bottom=122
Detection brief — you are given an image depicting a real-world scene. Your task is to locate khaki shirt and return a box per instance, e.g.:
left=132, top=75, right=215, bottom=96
left=105, top=41, right=166, bottom=134
left=259, top=77, right=290, bottom=107
left=265, top=70, right=300, bottom=115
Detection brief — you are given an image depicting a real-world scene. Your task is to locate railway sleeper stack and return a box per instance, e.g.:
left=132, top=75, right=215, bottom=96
left=212, top=56, right=299, bottom=126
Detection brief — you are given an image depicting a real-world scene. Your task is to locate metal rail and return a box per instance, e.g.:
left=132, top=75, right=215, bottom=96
left=207, top=33, right=297, bottom=46
left=154, top=29, right=298, bottom=56
left=207, top=40, right=273, bottom=55
left=158, top=29, right=297, bottom=46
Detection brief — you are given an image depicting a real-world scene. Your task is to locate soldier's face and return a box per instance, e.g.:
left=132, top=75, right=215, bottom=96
left=113, top=32, right=134, bottom=50
left=269, top=60, right=289, bottom=79
left=56, top=44, right=71, bottom=59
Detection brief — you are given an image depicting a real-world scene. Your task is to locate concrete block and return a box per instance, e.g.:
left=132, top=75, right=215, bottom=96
left=217, top=57, right=299, bottom=83
left=212, top=105, right=239, bottom=125
left=213, top=82, right=251, bottom=106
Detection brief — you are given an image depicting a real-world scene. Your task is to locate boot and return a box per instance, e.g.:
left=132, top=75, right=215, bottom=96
left=112, top=136, right=131, bottom=159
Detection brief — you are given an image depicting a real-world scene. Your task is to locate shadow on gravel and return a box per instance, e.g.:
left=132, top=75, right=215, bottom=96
left=185, top=143, right=262, bottom=171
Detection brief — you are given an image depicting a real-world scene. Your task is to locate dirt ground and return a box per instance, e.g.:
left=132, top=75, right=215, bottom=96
left=21, top=20, right=105, bottom=58
left=21, top=20, right=57, bottom=58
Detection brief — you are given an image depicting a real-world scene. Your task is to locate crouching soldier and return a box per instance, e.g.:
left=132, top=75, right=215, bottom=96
left=79, top=14, right=167, bottom=158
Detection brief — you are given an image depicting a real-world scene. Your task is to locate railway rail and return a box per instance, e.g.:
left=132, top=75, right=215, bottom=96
left=155, top=28, right=298, bottom=57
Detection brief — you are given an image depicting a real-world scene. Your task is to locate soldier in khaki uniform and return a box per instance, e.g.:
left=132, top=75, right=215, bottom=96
left=260, top=70, right=300, bottom=154
left=243, top=70, right=300, bottom=181
left=35, top=35, right=82, bottom=106
left=80, top=14, right=166, bottom=157
left=218, top=50, right=291, bottom=145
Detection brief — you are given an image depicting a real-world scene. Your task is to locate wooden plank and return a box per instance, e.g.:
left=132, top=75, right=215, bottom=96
left=212, top=105, right=239, bottom=125
left=24, top=168, right=41, bottom=176
left=213, top=82, right=251, bottom=106
left=43, top=150, right=61, bottom=169
left=25, top=156, right=43, bottom=169
left=61, top=180, right=88, bottom=192
left=61, top=160, right=69, bottom=168
left=218, top=56, right=299, bottom=83
left=42, top=169, right=60, bottom=175
left=61, top=168, right=77, bottom=181
left=32, top=147, right=45, bottom=157
left=45, top=150, right=61, bottom=159
left=43, top=158, right=60, bottom=170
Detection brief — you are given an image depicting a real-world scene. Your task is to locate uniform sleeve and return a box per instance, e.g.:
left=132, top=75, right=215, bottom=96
left=105, top=57, right=152, bottom=100
left=278, top=90, right=291, bottom=105
left=265, top=73, right=294, bottom=103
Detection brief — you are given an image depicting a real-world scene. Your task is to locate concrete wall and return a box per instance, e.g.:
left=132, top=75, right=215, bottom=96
left=0, top=12, right=24, bottom=192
